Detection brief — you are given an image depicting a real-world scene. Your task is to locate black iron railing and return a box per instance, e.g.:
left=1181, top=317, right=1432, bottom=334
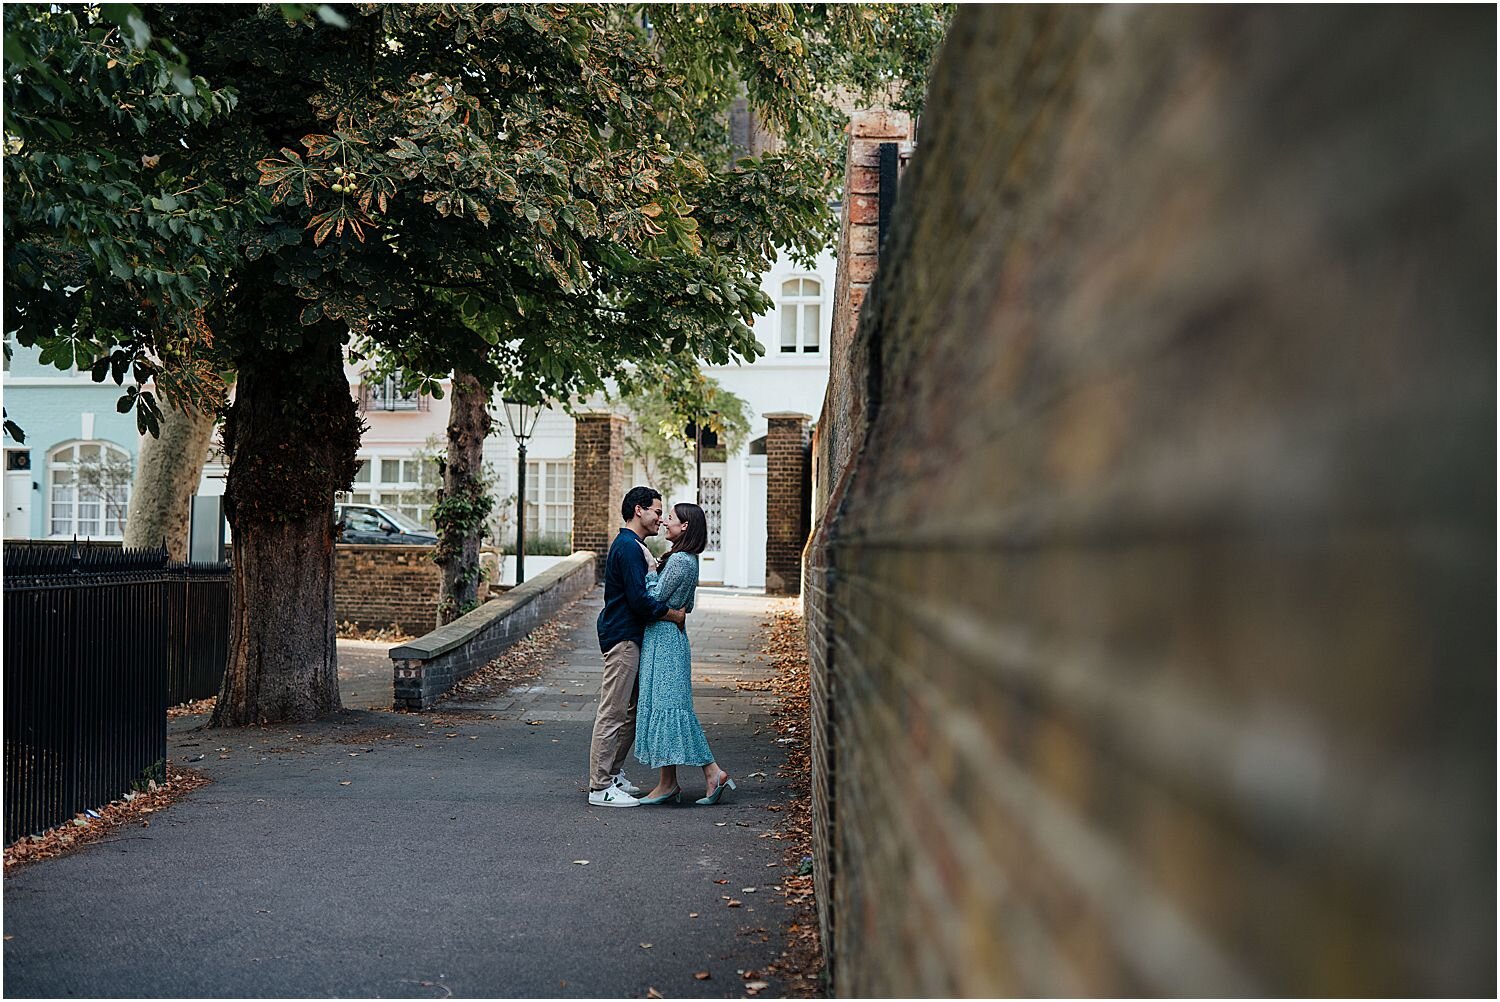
left=2, top=543, right=231, bottom=845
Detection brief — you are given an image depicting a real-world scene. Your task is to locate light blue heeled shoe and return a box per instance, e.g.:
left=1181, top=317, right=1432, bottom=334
left=696, top=776, right=737, bottom=806
left=638, top=786, right=682, bottom=805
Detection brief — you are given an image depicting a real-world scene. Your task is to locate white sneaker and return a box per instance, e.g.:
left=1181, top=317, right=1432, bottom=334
left=612, top=771, right=643, bottom=796
left=589, top=786, right=640, bottom=808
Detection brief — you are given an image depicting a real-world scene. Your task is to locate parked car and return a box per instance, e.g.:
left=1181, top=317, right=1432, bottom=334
left=335, top=504, right=438, bottom=545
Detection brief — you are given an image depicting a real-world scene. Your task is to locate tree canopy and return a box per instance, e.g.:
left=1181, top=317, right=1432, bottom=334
left=3, top=1, right=952, bottom=723
left=6, top=2, right=951, bottom=416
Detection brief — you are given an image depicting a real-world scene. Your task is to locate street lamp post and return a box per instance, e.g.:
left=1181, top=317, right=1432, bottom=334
left=499, top=398, right=543, bottom=585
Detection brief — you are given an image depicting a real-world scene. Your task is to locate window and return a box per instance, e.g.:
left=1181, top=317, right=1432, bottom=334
left=339, top=453, right=439, bottom=527
left=778, top=277, right=823, bottom=353
left=48, top=441, right=132, bottom=538
left=341, top=506, right=390, bottom=534
left=524, top=459, right=573, bottom=540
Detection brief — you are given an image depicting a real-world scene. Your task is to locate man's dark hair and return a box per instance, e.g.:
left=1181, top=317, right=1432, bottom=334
left=621, top=486, right=662, bottom=522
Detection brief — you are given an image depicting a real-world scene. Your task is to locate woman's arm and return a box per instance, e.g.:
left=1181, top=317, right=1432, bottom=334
left=660, top=552, right=698, bottom=609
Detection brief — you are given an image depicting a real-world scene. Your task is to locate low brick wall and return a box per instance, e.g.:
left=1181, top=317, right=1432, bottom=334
left=390, top=551, right=595, bottom=710
left=334, top=544, right=443, bottom=635
left=335, top=544, right=499, bottom=635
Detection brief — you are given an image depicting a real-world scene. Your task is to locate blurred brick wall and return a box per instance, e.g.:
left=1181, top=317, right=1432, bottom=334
left=810, top=6, right=1494, bottom=996
left=804, top=108, right=913, bottom=953
left=334, top=545, right=446, bottom=635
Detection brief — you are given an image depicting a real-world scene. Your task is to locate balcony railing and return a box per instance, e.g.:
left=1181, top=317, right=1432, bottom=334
left=359, top=376, right=429, bottom=412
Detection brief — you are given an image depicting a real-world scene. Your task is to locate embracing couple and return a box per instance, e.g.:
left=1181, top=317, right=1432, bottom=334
left=587, top=485, right=735, bottom=808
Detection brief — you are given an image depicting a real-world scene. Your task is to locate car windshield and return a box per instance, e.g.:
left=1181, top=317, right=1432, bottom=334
left=384, top=509, right=431, bottom=534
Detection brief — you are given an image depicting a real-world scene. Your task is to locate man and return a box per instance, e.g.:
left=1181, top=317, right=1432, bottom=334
left=587, top=485, right=686, bottom=807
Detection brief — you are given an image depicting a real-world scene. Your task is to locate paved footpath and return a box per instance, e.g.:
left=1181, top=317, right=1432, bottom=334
left=3, top=588, right=805, bottom=999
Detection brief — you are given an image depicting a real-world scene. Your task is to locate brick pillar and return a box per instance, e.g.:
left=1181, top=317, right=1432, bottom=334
left=572, top=413, right=627, bottom=582
left=764, top=412, right=812, bottom=596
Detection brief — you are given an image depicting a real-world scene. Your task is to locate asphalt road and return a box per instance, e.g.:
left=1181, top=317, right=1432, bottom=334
left=3, top=588, right=804, bottom=999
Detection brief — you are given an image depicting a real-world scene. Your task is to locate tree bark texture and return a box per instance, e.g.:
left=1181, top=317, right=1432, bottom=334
left=122, top=398, right=217, bottom=561
left=211, top=340, right=362, bottom=726
left=435, top=370, right=492, bottom=626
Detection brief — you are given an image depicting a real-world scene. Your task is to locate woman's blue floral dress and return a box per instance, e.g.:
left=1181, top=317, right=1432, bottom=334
left=633, top=552, right=713, bottom=767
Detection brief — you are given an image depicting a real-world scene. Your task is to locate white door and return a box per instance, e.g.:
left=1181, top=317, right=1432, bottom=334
left=5, top=466, right=33, bottom=538
left=697, top=461, right=726, bottom=585
left=746, top=460, right=767, bottom=590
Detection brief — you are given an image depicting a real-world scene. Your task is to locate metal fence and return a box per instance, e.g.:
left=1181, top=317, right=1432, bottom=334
left=2, top=543, right=231, bottom=845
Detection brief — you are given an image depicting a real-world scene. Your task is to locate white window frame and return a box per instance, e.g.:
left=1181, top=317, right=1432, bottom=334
left=777, top=275, right=824, bottom=354
left=47, top=440, right=133, bottom=539
left=523, top=459, right=573, bottom=541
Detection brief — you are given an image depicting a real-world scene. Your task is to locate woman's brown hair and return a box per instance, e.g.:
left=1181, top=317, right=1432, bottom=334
left=658, top=502, right=707, bottom=571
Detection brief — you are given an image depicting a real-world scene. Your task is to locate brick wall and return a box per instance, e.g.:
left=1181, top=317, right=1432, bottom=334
left=803, top=107, right=914, bottom=974
left=334, top=544, right=448, bottom=635
left=764, top=412, right=812, bottom=595
left=809, top=6, right=1493, bottom=997
left=572, top=413, right=628, bottom=582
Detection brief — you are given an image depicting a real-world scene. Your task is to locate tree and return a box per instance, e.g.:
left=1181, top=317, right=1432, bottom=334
left=3, top=3, right=243, bottom=436
left=121, top=399, right=216, bottom=559
left=10, top=4, right=952, bottom=724
left=619, top=373, right=752, bottom=500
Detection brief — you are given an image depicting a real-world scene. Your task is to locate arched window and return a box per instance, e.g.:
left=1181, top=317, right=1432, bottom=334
left=48, top=441, right=133, bottom=538
left=779, top=276, right=823, bottom=354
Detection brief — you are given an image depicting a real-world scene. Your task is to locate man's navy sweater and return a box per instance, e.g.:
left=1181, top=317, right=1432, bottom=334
left=596, top=528, right=670, bottom=653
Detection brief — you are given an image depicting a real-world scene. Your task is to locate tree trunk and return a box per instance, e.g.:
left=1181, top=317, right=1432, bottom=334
left=434, top=370, right=493, bottom=625
left=210, top=339, right=362, bottom=726
left=122, top=398, right=217, bottom=560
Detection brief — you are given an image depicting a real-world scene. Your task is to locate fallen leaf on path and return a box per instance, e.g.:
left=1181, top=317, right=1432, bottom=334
left=646, top=988, right=663, bottom=999
left=572, top=860, right=590, bottom=865
left=714, top=879, right=728, bottom=884
left=689, top=912, right=699, bottom=918
left=640, top=942, right=653, bottom=949
left=339, top=781, right=352, bottom=786
left=727, top=899, right=743, bottom=907
left=694, top=971, right=711, bottom=980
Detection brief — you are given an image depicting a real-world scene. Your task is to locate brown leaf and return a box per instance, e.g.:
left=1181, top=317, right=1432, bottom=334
left=694, top=971, right=711, bottom=980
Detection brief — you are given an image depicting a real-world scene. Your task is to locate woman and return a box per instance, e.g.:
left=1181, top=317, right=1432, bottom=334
left=632, top=502, right=735, bottom=805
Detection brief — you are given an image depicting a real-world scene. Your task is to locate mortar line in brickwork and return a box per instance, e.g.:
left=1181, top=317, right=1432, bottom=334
left=839, top=586, right=1247, bottom=991
left=837, top=571, right=1445, bottom=876
left=838, top=677, right=1079, bottom=992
